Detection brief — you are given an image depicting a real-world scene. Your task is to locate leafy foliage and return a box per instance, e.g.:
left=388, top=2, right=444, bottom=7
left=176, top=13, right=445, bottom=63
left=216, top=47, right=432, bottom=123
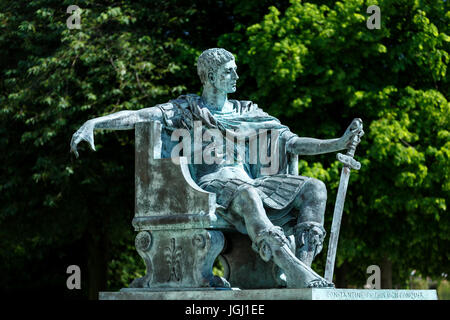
left=0, top=0, right=287, bottom=298
left=0, top=0, right=448, bottom=297
left=220, top=0, right=449, bottom=286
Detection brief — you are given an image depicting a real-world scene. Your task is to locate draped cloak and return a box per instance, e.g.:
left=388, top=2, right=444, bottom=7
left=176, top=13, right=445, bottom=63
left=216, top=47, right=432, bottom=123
left=155, top=94, right=312, bottom=234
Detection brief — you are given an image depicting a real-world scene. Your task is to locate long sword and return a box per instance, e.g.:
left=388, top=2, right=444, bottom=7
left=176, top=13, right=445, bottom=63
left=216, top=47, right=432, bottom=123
left=324, top=126, right=363, bottom=283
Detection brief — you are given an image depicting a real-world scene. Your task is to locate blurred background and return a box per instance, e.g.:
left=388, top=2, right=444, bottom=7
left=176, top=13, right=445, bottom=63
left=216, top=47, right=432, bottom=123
left=0, top=0, right=448, bottom=300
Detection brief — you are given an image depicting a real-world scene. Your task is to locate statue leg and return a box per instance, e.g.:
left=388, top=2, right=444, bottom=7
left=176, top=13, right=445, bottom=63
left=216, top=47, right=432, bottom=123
left=229, top=185, right=333, bottom=288
left=293, top=178, right=327, bottom=267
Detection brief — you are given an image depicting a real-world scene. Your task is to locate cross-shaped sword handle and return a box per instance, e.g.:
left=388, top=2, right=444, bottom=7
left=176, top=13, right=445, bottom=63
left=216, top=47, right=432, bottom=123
left=337, top=126, right=363, bottom=170
left=336, top=153, right=361, bottom=170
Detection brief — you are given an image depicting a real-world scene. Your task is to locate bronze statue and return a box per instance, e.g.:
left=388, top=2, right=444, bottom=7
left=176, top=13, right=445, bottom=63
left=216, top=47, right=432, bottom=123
left=71, top=48, right=363, bottom=288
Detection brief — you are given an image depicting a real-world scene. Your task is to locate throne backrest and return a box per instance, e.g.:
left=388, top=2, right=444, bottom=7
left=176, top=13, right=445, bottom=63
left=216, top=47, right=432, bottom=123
left=133, top=121, right=299, bottom=231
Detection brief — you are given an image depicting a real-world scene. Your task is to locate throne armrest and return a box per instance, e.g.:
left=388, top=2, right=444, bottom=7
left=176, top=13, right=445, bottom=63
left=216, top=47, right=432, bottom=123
left=133, top=121, right=224, bottom=231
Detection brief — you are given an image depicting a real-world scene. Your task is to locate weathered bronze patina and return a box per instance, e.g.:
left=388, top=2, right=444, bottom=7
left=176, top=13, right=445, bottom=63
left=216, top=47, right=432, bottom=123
left=71, top=48, right=363, bottom=289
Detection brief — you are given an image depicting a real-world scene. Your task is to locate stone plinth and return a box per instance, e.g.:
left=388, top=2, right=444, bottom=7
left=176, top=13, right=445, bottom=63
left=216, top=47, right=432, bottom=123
left=99, top=288, right=438, bottom=300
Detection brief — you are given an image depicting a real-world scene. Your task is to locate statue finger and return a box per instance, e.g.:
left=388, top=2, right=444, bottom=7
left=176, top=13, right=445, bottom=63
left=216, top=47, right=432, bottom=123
left=70, top=144, right=79, bottom=158
left=70, top=136, right=78, bottom=155
left=88, top=134, right=96, bottom=151
left=351, top=118, right=362, bottom=130
left=70, top=132, right=77, bottom=145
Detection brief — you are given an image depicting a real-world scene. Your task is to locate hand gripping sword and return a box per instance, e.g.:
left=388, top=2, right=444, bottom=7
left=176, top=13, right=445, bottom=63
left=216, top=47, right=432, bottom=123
left=324, top=123, right=363, bottom=283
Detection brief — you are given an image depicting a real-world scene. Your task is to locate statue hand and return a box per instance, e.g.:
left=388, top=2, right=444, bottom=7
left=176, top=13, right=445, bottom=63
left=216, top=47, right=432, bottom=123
left=70, top=120, right=96, bottom=158
left=341, top=118, right=364, bottom=150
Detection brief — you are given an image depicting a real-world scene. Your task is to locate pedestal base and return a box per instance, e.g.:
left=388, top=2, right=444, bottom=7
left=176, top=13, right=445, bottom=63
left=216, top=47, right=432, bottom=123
left=99, top=288, right=438, bottom=300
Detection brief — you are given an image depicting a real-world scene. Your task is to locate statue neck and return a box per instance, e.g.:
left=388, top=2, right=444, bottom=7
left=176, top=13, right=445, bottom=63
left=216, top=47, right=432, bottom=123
left=201, top=85, right=228, bottom=111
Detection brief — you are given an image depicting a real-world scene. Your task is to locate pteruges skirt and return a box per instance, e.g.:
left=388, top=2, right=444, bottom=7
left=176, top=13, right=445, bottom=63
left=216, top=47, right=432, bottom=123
left=199, top=174, right=311, bottom=233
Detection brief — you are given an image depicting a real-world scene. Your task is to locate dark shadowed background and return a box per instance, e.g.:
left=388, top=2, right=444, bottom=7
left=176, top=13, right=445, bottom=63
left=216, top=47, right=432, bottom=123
left=0, top=0, right=448, bottom=299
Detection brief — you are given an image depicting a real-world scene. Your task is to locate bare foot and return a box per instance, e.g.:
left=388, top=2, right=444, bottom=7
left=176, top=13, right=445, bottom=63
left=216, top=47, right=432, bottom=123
left=254, top=226, right=334, bottom=289
left=273, top=244, right=334, bottom=288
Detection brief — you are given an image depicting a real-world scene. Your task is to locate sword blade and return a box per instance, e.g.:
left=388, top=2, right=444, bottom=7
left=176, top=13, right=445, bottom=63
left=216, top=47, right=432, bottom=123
left=324, top=165, right=351, bottom=283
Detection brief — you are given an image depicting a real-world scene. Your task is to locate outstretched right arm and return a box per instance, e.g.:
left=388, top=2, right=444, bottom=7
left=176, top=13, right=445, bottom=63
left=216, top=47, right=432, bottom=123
left=70, top=106, right=163, bottom=158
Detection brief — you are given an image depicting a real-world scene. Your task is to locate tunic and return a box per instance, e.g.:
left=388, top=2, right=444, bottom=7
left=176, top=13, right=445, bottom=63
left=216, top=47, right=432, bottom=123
left=156, top=94, right=311, bottom=234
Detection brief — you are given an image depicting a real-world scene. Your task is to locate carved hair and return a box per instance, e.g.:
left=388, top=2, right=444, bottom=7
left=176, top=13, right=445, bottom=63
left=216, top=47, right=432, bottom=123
left=197, top=48, right=235, bottom=84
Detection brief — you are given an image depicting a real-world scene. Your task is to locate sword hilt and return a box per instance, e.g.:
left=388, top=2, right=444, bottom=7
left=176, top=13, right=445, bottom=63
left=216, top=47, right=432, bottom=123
left=338, top=125, right=363, bottom=169
left=346, top=134, right=359, bottom=157
left=336, top=153, right=361, bottom=170
left=344, top=118, right=364, bottom=157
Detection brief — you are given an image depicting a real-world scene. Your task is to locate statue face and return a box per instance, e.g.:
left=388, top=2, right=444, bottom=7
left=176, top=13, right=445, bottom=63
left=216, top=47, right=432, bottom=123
left=209, top=60, right=239, bottom=93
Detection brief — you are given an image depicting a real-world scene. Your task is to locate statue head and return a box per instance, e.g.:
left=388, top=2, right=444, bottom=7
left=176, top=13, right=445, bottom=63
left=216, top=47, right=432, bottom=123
left=197, top=48, right=239, bottom=93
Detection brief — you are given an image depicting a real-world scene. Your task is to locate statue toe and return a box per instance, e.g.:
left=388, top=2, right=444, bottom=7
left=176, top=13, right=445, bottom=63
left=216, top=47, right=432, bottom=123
left=307, top=278, right=335, bottom=288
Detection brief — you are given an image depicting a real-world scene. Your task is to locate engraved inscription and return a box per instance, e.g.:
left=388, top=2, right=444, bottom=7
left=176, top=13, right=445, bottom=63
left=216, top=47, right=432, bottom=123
left=325, top=290, right=425, bottom=300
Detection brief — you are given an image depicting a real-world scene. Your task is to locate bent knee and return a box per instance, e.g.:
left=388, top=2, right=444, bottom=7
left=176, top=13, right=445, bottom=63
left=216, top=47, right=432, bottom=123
left=230, top=186, right=263, bottom=212
left=235, top=185, right=261, bottom=203
left=303, top=178, right=327, bottom=202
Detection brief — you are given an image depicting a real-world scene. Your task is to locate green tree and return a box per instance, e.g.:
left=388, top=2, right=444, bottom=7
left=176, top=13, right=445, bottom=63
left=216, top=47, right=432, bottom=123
left=219, top=0, right=449, bottom=287
left=0, top=0, right=211, bottom=299
left=0, top=0, right=288, bottom=299
left=1, top=0, right=448, bottom=298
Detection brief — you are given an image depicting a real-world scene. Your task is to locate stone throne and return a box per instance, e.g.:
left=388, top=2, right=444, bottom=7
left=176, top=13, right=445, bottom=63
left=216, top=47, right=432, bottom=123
left=130, top=121, right=299, bottom=290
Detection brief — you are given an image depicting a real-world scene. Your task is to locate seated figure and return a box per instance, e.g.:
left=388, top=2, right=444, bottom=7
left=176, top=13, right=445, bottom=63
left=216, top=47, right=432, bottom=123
left=71, top=48, right=363, bottom=289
